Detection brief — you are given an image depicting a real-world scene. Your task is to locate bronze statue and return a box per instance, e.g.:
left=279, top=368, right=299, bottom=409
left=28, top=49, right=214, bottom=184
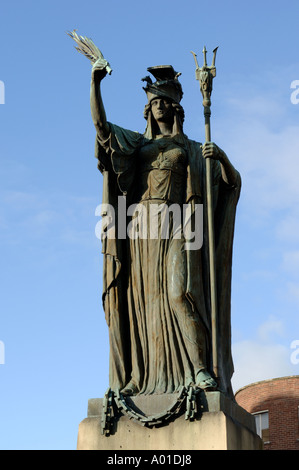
left=89, top=54, right=241, bottom=399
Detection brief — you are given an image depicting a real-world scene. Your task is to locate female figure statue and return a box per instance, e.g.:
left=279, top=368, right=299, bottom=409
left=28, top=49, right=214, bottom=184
left=91, top=59, right=241, bottom=398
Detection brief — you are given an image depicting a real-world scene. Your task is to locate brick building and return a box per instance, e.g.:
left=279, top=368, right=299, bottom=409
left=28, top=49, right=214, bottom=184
left=235, top=376, right=299, bottom=450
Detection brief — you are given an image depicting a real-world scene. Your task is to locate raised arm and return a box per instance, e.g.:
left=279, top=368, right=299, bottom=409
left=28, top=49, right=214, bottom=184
left=90, top=58, right=110, bottom=140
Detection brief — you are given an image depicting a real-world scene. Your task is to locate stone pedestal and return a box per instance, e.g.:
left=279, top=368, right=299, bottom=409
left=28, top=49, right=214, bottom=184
left=77, top=391, right=262, bottom=450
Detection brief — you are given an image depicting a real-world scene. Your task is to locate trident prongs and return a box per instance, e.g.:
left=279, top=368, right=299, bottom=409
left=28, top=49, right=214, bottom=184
left=202, top=45, right=207, bottom=67
left=190, top=51, right=199, bottom=69
left=191, top=46, right=218, bottom=72
left=212, top=47, right=219, bottom=67
left=191, top=46, right=218, bottom=87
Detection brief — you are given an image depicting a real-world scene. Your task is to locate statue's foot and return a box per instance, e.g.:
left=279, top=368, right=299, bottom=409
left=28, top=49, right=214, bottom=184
left=120, top=381, right=139, bottom=396
left=195, top=369, right=217, bottom=391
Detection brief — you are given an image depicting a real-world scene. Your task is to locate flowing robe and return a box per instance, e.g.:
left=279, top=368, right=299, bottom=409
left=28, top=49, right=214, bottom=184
left=95, top=123, right=241, bottom=398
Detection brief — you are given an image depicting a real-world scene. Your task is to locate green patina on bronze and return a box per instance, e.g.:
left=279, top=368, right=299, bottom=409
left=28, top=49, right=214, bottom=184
left=68, top=33, right=241, bottom=404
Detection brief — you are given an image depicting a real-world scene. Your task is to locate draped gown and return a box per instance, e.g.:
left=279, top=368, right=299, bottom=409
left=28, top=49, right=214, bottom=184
left=96, top=123, right=241, bottom=397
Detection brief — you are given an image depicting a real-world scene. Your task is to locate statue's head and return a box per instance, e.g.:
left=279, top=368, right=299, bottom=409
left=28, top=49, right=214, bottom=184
left=142, top=65, right=185, bottom=138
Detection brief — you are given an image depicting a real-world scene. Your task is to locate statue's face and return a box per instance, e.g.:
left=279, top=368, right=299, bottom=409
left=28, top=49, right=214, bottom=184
left=151, top=98, right=173, bottom=123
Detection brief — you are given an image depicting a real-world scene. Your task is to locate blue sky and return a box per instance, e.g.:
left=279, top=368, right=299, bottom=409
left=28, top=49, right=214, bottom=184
left=1, top=0, right=299, bottom=450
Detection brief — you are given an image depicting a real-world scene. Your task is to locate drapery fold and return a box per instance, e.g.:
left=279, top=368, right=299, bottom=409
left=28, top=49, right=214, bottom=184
left=95, top=123, right=241, bottom=397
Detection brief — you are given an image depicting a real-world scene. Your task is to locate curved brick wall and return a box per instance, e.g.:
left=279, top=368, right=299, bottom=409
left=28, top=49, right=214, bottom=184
left=235, top=376, right=299, bottom=450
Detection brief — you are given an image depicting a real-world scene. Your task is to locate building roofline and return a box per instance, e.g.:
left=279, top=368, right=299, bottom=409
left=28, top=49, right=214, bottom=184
left=235, top=375, right=299, bottom=397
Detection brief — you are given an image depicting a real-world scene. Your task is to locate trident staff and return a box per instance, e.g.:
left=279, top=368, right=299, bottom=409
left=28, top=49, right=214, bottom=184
left=191, top=47, right=219, bottom=380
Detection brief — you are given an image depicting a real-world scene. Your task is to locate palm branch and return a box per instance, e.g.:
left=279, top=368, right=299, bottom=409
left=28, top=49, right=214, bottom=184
left=67, top=30, right=112, bottom=74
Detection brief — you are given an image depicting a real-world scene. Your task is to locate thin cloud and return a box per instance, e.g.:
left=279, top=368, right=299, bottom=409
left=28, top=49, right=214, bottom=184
left=0, top=187, right=97, bottom=247
left=232, top=317, right=296, bottom=392
left=232, top=340, right=294, bottom=393
left=282, top=251, right=299, bottom=274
